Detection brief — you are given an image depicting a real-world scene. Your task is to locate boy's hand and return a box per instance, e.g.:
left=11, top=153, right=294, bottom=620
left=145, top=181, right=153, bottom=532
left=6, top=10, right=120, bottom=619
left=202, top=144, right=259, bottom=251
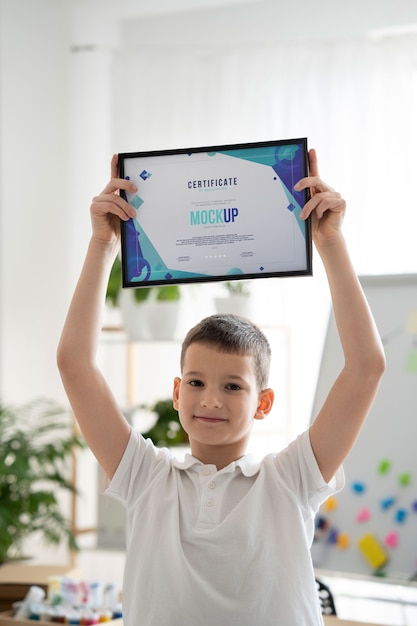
left=294, top=149, right=346, bottom=248
left=90, top=154, right=137, bottom=246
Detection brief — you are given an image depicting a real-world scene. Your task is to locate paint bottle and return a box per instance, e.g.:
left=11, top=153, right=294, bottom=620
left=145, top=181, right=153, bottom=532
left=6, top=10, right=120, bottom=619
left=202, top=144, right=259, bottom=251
left=14, top=586, right=46, bottom=619
left=112, top=603, right=123, bottom=620
left=88, top=582, right=103, bottom=609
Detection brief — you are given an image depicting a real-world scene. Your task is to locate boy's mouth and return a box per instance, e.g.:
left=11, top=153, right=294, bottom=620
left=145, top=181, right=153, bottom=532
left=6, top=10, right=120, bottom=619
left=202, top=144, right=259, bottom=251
left=194, top=415, right=227, bottom=424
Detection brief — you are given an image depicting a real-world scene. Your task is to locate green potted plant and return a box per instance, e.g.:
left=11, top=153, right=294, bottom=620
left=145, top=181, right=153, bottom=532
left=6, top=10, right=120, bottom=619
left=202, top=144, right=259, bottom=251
left=106, top=256, right=181, bottom=341
left=141, top=399, right=188, bottom=448
left=0, top=398, right=85, bottom=564
left=223, top=280, right=250, bottom=296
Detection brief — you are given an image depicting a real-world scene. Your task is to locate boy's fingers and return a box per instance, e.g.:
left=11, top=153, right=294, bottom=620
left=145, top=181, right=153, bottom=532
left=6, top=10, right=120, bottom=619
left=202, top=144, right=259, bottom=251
left=111, top=154, right=119, bottom=179
left=98, top=202, right=132, bottom=221
left=294, top=175, right=329, bottom=193
left=98, top=155, right=137, bottom=196
left=295, top=149, right=334, bottom=194
left=92, top=190, right=137, bottom=218
left=100, top=177, right=137, bottom=196
left=294, top=148, right=322, bottom=192
left=299, top=191, right=345, bottom=220
left=308, top=148, right=319, bottom=178
left=92, top=195, right=136, bottom=220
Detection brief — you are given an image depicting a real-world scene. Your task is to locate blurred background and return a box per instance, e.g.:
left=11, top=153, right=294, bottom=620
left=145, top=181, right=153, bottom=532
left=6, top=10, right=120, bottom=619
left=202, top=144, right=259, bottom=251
left=1, top=0, right=417, bottom=597
left=1, top=0, right=417, bottom=408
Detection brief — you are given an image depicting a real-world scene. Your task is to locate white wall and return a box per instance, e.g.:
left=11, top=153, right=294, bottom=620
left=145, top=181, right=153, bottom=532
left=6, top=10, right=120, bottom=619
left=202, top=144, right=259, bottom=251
left=0, top=0, right=71, bottom=403
left=0, top=0, right=116, bottom=404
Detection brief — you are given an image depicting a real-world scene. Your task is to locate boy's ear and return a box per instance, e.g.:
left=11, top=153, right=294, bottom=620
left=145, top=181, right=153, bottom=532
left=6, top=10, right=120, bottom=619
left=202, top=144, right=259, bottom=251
left=254, top=388, right=274, bottom=420
left=173, top=376, right=181, bottom=410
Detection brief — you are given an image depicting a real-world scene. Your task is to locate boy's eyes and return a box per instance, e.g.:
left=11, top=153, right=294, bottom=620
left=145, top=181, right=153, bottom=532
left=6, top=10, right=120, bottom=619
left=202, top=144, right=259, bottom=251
left=187, top=380, right=242, bottom=391
left=189, top=379, right=204, bottom=387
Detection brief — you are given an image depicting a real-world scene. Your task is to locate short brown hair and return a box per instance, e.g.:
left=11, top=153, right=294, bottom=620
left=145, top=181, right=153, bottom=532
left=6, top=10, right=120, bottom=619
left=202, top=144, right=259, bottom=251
left=180, top=314, right=271, bottom=391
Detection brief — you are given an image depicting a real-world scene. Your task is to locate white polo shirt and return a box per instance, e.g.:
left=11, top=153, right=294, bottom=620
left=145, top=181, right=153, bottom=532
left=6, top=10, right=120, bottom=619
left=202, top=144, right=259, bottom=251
left=106, top=428, right=344, bottom=626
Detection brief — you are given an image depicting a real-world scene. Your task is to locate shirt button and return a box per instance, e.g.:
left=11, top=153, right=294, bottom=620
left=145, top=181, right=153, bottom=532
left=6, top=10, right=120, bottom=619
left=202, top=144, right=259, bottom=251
left=202, top=468, right=211, bottom=476
left=206, top=498, right=214, bottom=507
left=208, top=481, right=215, bottom=489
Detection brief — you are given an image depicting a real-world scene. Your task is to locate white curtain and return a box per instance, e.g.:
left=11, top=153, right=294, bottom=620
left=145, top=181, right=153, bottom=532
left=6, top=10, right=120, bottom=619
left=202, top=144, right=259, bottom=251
left=113, top=34, right=417, bottom=275
left=111, top=35, right=417, bottom=441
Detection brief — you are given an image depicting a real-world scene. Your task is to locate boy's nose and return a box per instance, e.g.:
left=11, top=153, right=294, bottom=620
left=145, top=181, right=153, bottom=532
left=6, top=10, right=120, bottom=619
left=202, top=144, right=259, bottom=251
left=200, top=391, right=222, bottom=408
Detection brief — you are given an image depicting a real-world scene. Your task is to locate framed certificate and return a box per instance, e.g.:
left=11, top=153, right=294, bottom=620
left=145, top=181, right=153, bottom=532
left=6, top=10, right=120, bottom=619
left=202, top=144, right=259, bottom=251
left=119, top=138, right=312, bottom=289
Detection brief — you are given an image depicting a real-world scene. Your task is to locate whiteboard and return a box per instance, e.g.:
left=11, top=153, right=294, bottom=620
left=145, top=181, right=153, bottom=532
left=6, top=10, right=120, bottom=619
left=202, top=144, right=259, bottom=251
left=311, top=274, right=417, bottom=581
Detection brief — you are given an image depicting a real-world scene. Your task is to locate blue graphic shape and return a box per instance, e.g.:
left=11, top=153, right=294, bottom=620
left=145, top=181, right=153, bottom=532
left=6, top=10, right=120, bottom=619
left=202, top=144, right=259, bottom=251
left=130, top=195, right=144, bottom=210
left=287, top=203, right=296, bottom=212
left=124, top=219, right=151, bottom=283
left=129, top=258, right=151, bottom=283
left=140, top=170, right=152, bottom=181
left=227, top=267, right=244, bottom=275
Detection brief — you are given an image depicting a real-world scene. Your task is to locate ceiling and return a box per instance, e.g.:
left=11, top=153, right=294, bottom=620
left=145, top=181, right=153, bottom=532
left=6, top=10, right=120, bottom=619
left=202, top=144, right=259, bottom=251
left=72, top=0, right=263, bottom=19
left=70, top=0, right=417, bottom=47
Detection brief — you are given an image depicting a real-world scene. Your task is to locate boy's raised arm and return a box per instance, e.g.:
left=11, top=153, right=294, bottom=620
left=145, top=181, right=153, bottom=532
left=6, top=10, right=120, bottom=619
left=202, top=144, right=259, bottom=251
left=295, top=150, right=386, bottom=483
left=57, top=156, right=138, bottom=479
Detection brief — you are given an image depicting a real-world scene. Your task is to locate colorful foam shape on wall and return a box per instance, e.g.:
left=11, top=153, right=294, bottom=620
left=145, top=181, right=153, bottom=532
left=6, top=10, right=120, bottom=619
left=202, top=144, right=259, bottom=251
left=316, top=516, right=329, bottom=531
left=351, top=481, right=366, bottom=494
left=378, top=459, right=391, bottom=475
left=380, top=496, right=396, bottom=511
left=405, top=310, right=417, bottom=334
left=405, top=350, right=417, bottom=373
left=385, top=531, right=399, bottom=548
left=398, top=472, right=412, bottom=487
left=327, top=528, right=339, bottom=544
left=323, top=496, right=337, bottom=512
left=357, top=533, right=389, bottom=570
left=337, top=533, right=350, bottom=550
left=356, top=506, right=371, bottom=522
left=395, top=508, right=408, bottom=524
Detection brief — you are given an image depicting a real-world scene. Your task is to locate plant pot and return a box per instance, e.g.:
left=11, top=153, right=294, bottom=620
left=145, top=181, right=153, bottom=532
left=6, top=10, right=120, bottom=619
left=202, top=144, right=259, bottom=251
left=119, top=290, right=180, bottom=341
left=214, top=295, right=252, bottom=318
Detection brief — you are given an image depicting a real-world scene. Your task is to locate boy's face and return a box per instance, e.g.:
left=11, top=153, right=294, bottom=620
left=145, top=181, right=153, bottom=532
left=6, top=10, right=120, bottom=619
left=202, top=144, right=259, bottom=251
left=173, top=342, right=273, bottom=466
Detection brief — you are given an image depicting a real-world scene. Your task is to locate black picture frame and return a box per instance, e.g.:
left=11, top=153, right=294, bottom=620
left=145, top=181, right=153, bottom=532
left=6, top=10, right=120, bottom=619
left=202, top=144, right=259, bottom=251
left=119, top=137, right=312, bottom=289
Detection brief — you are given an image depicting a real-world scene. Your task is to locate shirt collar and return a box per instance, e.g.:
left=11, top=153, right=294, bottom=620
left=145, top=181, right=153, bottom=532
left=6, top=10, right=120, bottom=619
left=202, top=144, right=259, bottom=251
left=172, top=452, right=261, bottom=477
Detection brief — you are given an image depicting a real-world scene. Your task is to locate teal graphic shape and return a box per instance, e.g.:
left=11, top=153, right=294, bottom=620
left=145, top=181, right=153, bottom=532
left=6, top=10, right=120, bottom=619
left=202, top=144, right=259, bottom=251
left=218, top=145, right=279, bottom=167
left=217, top=144, right=306, bottom=236
left=131, top=195, right=144, bottom=210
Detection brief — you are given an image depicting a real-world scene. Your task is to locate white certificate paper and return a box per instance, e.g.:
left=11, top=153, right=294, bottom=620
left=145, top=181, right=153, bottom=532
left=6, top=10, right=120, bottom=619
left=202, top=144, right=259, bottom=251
left=119, top=139, right=311, bottom=287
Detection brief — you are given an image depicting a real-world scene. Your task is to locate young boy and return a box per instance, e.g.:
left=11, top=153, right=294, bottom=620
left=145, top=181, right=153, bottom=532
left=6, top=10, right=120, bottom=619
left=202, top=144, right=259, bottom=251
left=57, top=149, right=385, bottom=625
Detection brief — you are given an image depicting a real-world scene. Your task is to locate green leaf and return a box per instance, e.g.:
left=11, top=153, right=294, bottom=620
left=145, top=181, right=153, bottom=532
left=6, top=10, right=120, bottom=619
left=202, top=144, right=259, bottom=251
left=0, top=398, right=85, bottom=564
left=155, top=285, right=180, bottom=301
